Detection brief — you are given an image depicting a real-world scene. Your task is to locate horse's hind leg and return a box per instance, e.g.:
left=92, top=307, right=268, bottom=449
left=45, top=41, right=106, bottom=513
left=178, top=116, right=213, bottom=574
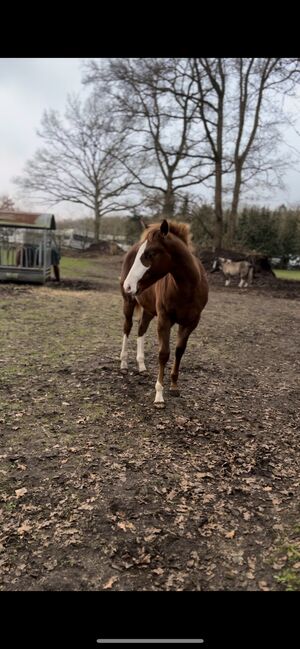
left=137, top=309, right=154, bottom=373
left=170, top=325, right=192, bottom=396
left=154, top=318, right=171, bottom=407
left=120, top=297, right=135, bottom=372
left=239, top=274, right=246, bottom=288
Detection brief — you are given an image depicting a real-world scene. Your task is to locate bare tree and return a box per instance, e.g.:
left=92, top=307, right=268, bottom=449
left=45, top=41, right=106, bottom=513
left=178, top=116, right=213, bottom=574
left=83, top=58, right=214, bottom=219
left=82, top=58, right=300, bottom=248
left=14, top=92, right=135, bottom=241
left=189, top=57, right=300, bottom=247
left=0, top=195, right=16, bottom=211
left=227, top=57, right=300, bottom=243
left=189, top=58, right=228, bottom=248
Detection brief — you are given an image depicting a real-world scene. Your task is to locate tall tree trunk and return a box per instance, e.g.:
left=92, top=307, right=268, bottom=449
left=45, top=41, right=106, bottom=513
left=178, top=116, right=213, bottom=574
left=214, top=160, right=223, bottom=249
left=228, top=162, right=242, bottom=245
left=94, top=203, right=101, bottom=242
left=162, top=187, right=175, bottom=219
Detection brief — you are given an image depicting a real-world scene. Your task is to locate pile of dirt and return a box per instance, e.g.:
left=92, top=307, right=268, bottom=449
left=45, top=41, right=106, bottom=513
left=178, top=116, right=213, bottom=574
left=46, top=278, right=115, bottom=292
left=82, top=240, right=124, bottom=256
left=0, top=283, right=33, bottom=297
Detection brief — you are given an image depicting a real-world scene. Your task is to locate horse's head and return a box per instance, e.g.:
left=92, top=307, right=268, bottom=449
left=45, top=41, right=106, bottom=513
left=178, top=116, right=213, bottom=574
left=211, top=257, right=228, bottom=273
left=211, top=257, right=221, bottom=272
left=123, top=219, right=172, bottom=297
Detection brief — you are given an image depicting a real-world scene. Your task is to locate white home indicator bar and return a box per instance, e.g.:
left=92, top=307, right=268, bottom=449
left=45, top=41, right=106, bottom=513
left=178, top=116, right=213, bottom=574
left=97, top=641, right=204, bottom=644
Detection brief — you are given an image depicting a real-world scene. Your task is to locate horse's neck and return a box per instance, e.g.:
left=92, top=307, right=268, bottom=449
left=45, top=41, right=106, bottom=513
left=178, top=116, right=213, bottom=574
left=168, top=241, right=200, bottom=288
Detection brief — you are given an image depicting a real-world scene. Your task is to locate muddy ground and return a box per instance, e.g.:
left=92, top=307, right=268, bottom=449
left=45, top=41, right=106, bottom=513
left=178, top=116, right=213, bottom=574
left=0, top=258, right=299, bottom=591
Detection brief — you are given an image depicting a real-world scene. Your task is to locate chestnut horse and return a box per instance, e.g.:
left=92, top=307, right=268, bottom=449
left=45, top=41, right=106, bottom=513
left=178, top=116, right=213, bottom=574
left=120, top=219, right=208, bottom=407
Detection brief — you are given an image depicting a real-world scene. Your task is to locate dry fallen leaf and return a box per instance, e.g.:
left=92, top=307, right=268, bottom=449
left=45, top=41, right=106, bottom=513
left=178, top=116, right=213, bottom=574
left=16, top=463, right=27, bottom=471
left=17, top=521, right=32, bottom=535
left=15, top=487, right=28, bottom=498
left=117, top=521, right=136, bottom=532
left=225, top=530, right=236, bottom=539
left=43, top=558, right=58, bottom=571
left=153, top=567, right=164, bottom=575
left=103, top=575, right=118, bottom=589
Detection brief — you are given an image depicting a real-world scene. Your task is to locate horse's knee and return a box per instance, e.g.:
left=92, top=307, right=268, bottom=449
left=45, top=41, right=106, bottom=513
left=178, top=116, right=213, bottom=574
left=124, top=318, right=133, bottom=336
left=159, top=350, right=170, bottom=366
left=175, top=345, right=186, bottom=361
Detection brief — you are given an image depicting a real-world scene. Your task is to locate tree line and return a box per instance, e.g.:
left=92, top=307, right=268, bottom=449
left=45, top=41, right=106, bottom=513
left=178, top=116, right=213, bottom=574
left=11, top=58, right=300, bottom=248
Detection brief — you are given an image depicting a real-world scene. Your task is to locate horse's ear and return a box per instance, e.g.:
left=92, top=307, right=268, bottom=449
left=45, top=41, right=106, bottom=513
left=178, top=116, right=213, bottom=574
left=160, top=219, right=169, bottom=237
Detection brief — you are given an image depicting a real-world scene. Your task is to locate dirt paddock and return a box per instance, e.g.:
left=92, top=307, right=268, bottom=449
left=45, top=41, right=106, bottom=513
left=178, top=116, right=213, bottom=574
left=0, top=265, right=299, bottom=590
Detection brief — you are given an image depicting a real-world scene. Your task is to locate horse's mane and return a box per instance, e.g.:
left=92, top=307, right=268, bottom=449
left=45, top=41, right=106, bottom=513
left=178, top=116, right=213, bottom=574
left=140, top=221, right=194, bottom=251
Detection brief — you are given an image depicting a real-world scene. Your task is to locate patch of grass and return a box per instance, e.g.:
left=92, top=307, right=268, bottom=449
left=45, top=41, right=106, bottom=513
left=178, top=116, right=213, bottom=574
left=59, top=254, right=122, bottom=285
left=3, top=501, right=17, bottom=511
left=60, top=256, right=100, bottom=280
left=274, top=269, right=300, bottom=281
left=273, top=538, right=300, bottom=591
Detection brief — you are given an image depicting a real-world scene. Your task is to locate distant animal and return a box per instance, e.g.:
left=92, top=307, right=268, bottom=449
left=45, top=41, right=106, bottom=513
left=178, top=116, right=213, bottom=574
left=211, top=257, right=254, bottom=288
left=120, top=219, right=208, bottom=407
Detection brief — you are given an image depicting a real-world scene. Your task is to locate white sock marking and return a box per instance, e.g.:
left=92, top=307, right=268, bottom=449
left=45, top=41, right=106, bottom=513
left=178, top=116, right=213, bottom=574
left=120, top=334, right=128, bottom=369
left=137, top=335, right=146, bottom=372
left=154, top=380, right=164, bottom=403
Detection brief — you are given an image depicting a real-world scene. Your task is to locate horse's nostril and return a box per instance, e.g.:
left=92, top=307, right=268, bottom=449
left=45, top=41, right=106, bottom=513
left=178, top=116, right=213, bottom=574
left=126, top=285, right=131, bottom=293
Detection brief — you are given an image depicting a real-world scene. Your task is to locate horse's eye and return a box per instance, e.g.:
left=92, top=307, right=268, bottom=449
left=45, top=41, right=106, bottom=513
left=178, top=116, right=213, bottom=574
left=144, top=250, right=154, bottom=260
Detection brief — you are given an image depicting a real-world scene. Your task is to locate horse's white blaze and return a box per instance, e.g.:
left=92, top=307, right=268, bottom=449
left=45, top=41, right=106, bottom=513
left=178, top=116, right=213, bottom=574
left=120, top=334, right=128, bottom=369
left=154, top=380, right=164, bottom=403
left=136, top=335, right=146, bottom=372
left=123, top=241, right=148, bottom=295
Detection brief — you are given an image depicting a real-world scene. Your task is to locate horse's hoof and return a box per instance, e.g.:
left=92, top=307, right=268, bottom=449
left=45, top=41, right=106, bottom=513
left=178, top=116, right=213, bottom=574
left=154, top=402, right=165, bottom=409
left=139, top=368, right=148, bottom=374
left=120, top=368, right=128, bottom=375
left=170, top=388, right=180, bottom=397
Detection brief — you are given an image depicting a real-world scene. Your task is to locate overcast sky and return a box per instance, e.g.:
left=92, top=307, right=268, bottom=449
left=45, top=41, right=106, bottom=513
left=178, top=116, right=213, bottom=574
left=0, top=58, right=86, bottom=219
left=1, top=58, right=300, bottom=221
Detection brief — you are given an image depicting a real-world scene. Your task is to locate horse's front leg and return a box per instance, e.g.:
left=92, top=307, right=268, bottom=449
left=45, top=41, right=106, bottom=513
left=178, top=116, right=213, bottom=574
left=136, top=309, right=154, bottom=373
left=120, top=296, right=135, bottom=372
left=154, top=318, right=171, bottom=407
left=170, top=325, right=193, bottom=396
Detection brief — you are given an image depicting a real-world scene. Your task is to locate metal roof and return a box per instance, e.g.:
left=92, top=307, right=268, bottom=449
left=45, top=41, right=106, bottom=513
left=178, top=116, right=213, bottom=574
left=0, top=211, right=56, bottom=230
